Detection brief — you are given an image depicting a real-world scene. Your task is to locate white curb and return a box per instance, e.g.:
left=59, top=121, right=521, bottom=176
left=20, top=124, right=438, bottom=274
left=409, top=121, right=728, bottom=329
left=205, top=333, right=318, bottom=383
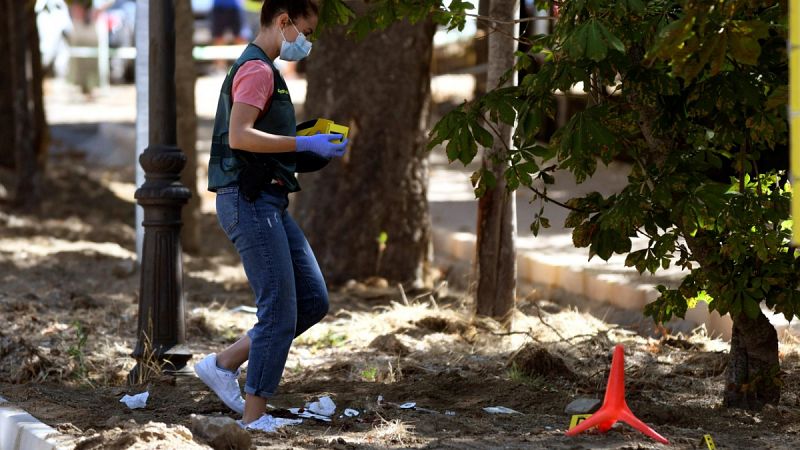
left=431, top=227, right=735, bottom=340
left=0, top=396, right=75, bottom=450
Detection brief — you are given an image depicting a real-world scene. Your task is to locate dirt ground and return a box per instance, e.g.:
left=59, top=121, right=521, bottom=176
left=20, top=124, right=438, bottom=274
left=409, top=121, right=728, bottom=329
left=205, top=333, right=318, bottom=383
left=2, top=157, right=800, bottom=449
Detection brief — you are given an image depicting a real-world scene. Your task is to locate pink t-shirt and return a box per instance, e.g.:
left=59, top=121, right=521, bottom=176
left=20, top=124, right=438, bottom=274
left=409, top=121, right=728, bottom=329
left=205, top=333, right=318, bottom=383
left=232, top=60, right=274, bottom=117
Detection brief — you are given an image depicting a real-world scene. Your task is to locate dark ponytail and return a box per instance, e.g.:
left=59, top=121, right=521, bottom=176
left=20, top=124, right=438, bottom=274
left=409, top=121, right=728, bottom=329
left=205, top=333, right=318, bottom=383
left=260, top=0, right=319, bottom=28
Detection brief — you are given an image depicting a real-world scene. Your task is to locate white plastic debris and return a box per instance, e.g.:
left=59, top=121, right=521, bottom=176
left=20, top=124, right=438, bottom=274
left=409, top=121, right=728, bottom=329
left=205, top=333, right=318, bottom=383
left=119, top=391, right=149, bottom=409
left=377, top=395, right=384, bottom=404
left=230, top=305, right=257, bottom=314
left=343, top=408, right=360, bottom=417
left=445, top=410, right=456, bottom=416
left=306, top=396, right=336, bottom=417
left=289, top=407, right=332, bottom=422
left=399, top=402, right=417, bottom=410
left=483, top=406, right=520, bottom=414
left=237, top=415, right=302, bottom=432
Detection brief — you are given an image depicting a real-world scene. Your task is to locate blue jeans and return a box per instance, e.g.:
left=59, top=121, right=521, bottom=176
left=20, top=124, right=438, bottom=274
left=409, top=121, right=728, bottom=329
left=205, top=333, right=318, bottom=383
left=215, top=185, right=329, bottom=398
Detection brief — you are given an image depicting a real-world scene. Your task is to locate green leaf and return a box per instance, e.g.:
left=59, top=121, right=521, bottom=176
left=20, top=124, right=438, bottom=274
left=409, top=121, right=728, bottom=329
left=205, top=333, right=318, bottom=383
left=572, top=222, right=594, bottom=248
left=593, top=230, right=617, bottom=260
left=445, top=138, right=460, bottom=162
left=586, top=21, right=608, bottom=62
left=743, top=298, right=761, bottom=319
left=614, top=235, right=632, bottom=254
left=349, top=18, right=375, bottom=40
left=497, top=102, right=516, bottom=125
left=529, top=144, right=557, bottom=162
left=473, top=168, right=496, bottom=198
left=540, top=217, right=551, bottom=229
left=457, top=129, right=478, bottom=165
left=732, top=19, right=770, bottom=40
left=565, top=210, right=589, bottom=229
left=470, top=170, right=481, bottom=187
left=566, top=23, right=591, bottom=60
left=505, top=167, right=520, bottom=191
left=597, top=21, right=625, bottom=54
left=729, top=32, right=761, bottom=66
left=471, top=123, right=494, bottom=148
left=644, top=288, right=689, bottom=322
left=625, top=249, right=647, bottom=271
left=709, top=32, right=728, bottom=75
left=531, top=220, right=540, bottom=236
left=318, top=0, right=355, bottom=28
left=623, top=0, right=645, bottom=13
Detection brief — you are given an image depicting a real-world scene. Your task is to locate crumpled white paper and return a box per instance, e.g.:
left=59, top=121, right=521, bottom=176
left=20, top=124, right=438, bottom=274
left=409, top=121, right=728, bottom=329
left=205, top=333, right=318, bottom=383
left=483, top=406, right=520, bottom=414
left=306, top=396, right=336, bottom=417
left=238, top=415, right=302, bottom=432
left=119, top=391, right=149, bottom=409
left=288, top=395, right=337, bottom=422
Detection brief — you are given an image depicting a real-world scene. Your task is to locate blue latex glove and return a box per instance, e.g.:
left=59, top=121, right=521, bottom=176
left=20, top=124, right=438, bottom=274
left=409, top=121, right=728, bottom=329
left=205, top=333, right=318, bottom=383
left=296, top=134, right=349, bottom=158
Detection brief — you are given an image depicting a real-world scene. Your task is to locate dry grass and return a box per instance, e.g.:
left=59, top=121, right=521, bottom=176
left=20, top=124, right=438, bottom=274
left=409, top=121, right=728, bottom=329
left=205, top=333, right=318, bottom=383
left=128, top=321, right=164, bottom=386
left=366, top=417, right=417, bottom=447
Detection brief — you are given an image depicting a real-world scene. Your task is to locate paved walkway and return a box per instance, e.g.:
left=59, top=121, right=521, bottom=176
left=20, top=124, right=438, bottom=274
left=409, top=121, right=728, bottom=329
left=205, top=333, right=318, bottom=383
left=40, top=76, right=799, bottom=340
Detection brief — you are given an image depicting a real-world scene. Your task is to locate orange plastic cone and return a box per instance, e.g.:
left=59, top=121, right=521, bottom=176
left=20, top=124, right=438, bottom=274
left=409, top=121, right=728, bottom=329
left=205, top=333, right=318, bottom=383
left=565, top=344, right=669, bottom=444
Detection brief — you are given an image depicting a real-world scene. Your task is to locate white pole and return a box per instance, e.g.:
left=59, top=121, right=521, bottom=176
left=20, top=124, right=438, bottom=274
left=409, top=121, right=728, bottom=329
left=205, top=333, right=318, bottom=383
left=135, top=0, right=149, bottom=263
left=534, top=6, right=549, bottom=36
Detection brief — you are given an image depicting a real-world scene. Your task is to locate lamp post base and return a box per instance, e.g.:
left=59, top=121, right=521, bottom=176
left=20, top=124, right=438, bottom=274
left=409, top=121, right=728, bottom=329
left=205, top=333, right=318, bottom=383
left=127, top=345, right=194, bottom=385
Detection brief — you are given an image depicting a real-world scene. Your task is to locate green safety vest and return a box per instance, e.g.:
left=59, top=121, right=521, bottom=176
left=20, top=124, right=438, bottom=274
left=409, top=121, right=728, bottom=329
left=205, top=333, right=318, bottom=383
left=207, top=44, right=300, bottom=192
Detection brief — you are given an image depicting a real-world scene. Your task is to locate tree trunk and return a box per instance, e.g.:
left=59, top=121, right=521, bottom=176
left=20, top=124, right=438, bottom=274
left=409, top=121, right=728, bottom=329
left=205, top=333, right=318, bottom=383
left=473, top=0, right=490, bottom=96
left=0, top=0, right=14, bottom=170
left=474, top=0, right=518, bottom=321
left=724, top=311, right=780, bottom=409
left=2, top=0, right=46, bottom=210
left=175, top=0, right=200, bottom=253
left=294, top=4, right=435, bottom=287
left=681, top=232, right=782, bottom=410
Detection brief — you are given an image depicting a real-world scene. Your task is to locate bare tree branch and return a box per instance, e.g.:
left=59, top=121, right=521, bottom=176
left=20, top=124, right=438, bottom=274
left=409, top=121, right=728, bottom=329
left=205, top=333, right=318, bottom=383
left=464, top=12, right=557, bottom=24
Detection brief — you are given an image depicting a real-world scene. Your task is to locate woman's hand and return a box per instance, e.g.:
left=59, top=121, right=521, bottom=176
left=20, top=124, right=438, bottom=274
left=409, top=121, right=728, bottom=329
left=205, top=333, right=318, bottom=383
left=296, top=134, right=349, bottom=159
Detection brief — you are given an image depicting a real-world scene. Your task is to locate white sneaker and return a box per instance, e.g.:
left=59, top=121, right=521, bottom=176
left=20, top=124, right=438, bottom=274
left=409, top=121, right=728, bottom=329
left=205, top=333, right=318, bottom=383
left=194, top=353, right=245, bottom=414
left=237, top=414, right=303, bottom=432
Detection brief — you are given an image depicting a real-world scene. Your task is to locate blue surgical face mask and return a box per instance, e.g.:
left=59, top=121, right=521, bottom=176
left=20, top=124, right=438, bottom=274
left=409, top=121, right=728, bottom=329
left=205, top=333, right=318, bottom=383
left=280, top=21, right=312, bottom=61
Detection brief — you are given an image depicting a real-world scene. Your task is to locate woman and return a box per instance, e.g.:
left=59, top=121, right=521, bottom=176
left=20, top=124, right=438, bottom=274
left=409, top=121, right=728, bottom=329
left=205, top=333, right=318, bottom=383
left=195, top=0, right=347, bottom=431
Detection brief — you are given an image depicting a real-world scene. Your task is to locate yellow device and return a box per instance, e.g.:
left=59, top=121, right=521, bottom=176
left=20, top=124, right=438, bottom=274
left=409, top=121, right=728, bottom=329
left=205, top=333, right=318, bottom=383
left=296, top=118, right=349, bottom=144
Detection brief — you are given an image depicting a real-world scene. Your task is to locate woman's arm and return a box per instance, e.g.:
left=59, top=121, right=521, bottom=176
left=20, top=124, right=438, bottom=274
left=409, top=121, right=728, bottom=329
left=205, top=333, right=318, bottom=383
left=228, top=102, right=297, bottom=153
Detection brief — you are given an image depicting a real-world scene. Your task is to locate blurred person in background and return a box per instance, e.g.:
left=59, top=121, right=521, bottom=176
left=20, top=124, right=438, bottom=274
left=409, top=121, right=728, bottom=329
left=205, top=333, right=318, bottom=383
left=212, top=0, right=247, bottom=45
left=211, top=0, right=247, bottom=71
left=105, top=0, right=136, bottom=83
left=104, top=0, right=136, bottom=48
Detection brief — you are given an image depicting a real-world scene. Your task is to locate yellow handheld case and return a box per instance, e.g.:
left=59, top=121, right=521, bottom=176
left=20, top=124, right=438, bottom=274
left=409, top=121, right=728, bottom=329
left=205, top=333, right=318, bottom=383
left=294, top=118, right=349, bottom=172
left=296, top=118, right=349, bottom=144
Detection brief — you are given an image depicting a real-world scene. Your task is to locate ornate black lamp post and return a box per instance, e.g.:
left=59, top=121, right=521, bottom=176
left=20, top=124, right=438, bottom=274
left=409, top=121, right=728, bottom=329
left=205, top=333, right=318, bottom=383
left=130, top=0, right=192, bottom=382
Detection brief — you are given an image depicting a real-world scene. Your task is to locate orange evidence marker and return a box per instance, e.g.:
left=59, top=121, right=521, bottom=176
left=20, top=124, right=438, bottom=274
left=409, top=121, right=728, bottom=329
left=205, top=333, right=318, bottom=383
left=565, top=344, right=669, bottom=444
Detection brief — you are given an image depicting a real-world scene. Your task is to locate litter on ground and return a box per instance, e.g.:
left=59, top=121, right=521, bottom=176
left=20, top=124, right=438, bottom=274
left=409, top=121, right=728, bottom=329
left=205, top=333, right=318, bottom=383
left=119, top=392, right=149, bottom=409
